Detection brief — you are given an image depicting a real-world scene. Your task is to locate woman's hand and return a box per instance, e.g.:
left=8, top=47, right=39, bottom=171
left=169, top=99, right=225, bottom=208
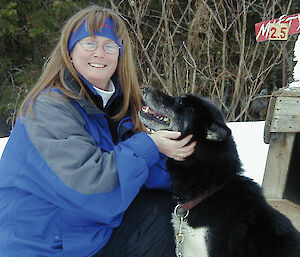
left=148, top=130, right=196, bottom=161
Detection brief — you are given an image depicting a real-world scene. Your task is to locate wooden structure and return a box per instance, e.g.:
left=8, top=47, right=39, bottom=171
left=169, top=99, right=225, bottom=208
left=263, top=87, right=300, bottom=231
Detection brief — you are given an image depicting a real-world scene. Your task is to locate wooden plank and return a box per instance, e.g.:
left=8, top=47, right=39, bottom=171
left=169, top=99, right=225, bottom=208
left=272, top=97, right=300, bottom=115
left=271, top=116, right=300, bottom=131
left=270, top=97, right=300, bottom=133
left=264, top=96, right=277, bottom=144
left=267, top=199, right=300, bottom=232
left=277, top=88, right=300, bottom=97
left=262, top=133, right=296, bottom=199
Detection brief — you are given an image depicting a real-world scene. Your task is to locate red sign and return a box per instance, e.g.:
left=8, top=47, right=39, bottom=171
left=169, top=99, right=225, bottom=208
left=255, top=13, right=300, bottom=42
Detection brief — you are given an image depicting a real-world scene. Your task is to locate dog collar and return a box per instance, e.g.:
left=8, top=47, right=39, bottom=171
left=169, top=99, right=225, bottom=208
left=179, top=180, right=231, bottom=211
left=180, top=192, right=210, bottom=210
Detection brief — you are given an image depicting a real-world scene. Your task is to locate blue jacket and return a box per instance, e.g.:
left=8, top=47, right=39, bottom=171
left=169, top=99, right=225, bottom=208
left=0, top=72, right=171, bottom=256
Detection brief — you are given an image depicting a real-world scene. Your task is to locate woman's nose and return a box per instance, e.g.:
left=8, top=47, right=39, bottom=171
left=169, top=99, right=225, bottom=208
left=93, top=45, right=105, bottom=57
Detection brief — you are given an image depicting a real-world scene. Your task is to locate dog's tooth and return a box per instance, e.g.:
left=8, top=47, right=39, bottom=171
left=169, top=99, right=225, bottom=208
left=164, top=117, right=169, bottom=122
left=142, top=106, right=148, bottom=113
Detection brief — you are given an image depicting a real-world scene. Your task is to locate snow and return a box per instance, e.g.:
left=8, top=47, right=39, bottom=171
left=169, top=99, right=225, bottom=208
left=0, top=122, right=269, bottom=184
left=0, top=137, right=8, bottom=160
left=227, top=121, right=268, bottom=185
left=289, top=34, right=300, bottom=88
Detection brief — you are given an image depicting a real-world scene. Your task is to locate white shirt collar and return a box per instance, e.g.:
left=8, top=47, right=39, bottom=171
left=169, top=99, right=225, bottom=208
left=92, top=80, right=115, bottom=107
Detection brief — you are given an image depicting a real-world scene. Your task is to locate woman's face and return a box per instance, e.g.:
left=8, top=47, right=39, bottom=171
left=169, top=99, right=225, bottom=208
left=70, top=36, right=119, bottom=90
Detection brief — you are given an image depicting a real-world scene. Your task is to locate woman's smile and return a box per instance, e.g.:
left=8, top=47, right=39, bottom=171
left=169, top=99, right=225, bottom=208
left=89, top=63, right=106, bottom=68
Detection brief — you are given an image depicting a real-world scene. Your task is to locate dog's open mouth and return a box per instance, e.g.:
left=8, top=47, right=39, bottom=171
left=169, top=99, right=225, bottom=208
left=141, top=106, right=171, bottom=125
left=139, top=106, right=171, bottom=133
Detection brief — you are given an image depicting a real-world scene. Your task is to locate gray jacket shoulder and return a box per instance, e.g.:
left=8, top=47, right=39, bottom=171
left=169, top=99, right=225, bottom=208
left=23, top=92, right=119, bottom=194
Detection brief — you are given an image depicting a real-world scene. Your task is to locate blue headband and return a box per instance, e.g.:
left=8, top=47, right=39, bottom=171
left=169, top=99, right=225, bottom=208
left=68, top=18, right=123, bottom=54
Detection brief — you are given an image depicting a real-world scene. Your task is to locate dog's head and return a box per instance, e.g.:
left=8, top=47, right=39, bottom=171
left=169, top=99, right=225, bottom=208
left=139, top=87, right=231, bottom=142
left=140, top=87, right=242, bottom=202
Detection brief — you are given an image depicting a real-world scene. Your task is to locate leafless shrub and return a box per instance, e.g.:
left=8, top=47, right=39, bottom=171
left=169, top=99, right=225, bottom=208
left=110, top=0, right=297, bottom=121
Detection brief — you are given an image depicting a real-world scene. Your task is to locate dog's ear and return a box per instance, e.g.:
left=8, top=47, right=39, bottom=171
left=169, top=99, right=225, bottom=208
left=206, top=121, right=231, bottom=141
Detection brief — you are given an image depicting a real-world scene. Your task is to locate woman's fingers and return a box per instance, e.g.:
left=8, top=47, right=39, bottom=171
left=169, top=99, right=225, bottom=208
left=177, top=140, right=197, bottom=155
left=148, top=130, right=196, bottom=161
left=157, top=130, right=182, bottom=140
left=175, top=134, right=193, bottom=148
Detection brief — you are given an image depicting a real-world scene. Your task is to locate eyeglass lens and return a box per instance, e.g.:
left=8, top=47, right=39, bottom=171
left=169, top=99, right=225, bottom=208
left=80, top=41, right=119, bottom=54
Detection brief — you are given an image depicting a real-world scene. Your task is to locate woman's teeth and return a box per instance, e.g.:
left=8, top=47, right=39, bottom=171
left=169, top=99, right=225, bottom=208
left=89, top=63, right=105, bottom=68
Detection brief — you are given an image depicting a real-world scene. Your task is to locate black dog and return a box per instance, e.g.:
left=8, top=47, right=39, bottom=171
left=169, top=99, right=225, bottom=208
left=140, top=87, right=300, bottom=257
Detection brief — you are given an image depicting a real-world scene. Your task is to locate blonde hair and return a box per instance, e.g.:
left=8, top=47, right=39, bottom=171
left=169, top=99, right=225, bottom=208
left=19, top=5, right=145, bottom=131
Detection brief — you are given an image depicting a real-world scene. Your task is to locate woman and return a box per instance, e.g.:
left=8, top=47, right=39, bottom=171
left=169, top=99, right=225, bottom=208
left=0, top=5, right=195, bottom=257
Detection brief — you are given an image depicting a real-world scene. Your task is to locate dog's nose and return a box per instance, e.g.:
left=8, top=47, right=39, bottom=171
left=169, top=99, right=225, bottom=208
left=143, top=87, right=156, bottom=100
left=144, top=86, right=155, bottom=94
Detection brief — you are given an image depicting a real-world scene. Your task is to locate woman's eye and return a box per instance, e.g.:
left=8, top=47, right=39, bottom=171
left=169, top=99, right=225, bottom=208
left=105, top=44, right=118, bottom=50
left=103, top=44, right=119, bottom=54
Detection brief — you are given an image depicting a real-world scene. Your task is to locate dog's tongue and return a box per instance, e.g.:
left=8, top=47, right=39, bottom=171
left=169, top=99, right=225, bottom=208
left=142, top=106, right=165, bottom=118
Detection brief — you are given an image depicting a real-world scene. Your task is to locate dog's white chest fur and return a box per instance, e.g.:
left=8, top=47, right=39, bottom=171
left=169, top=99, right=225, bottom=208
left=171, top=213, right=209, bottom=257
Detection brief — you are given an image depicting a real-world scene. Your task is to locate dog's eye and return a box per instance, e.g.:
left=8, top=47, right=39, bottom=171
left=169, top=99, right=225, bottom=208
left=178, top=99, right=183, bottom=105
left=188, top=106, right=194, bottom=112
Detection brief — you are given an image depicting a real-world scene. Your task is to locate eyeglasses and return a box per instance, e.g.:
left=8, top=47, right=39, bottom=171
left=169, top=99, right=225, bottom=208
left=79, top=40, right=120, bottom=54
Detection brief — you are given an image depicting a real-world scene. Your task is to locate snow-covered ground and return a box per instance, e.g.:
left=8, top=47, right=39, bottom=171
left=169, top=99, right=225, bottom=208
left=289, top=34, right=300, bottom=88
left=0, top=137, right=8, bottom=160
left=0, top=121, right=269, bottom=185
left=227, top=121, right=268, bottom=185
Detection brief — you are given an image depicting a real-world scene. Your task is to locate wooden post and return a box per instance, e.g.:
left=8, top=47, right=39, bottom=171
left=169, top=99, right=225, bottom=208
left=262, top=132, right=296, bottom=199
left=267, top=199, right=300, bottom=231
left=263, top=88, right=300, bottom=231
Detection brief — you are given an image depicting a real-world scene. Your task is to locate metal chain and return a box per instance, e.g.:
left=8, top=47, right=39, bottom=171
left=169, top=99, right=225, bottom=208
left=175, top=216, right=184, bottom=257
left=174, top=204, right=189, bottom=257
